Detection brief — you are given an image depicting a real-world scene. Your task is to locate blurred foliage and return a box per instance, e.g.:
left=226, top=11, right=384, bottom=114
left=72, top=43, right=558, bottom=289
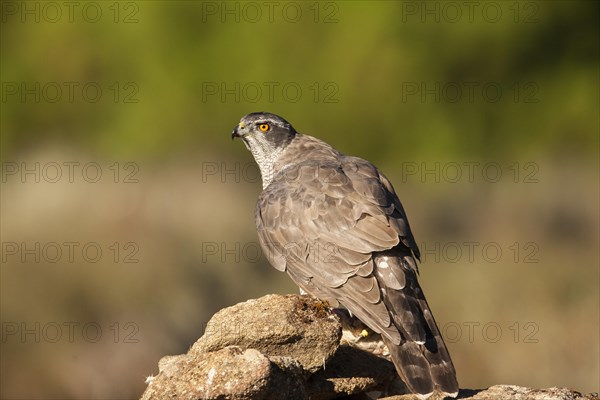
left=1, top=1, right=599, bottom=399
left=1, top=1, right=598, bottom=161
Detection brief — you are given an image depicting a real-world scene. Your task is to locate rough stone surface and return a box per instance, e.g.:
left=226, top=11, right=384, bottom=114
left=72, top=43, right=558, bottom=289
left=307, top=345, right=406, bottom=400
left=142, top=346, right=306, bottom=400
left=141, top=294, right=597, bottom=400
left=192, top=294, right=341, bottom=373
left=380, top=385, right=598, bottom=399
left=141, top=347, right=271, bottom=400
left=458, top=385, right=598, bottom=400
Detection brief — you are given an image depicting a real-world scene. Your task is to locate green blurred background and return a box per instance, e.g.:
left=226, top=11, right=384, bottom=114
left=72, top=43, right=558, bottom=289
left=1, top=1, right=598, bottom=398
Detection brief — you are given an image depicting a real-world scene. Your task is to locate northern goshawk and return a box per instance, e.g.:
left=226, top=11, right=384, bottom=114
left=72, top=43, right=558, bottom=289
left=232, top=112, right=458, bottom=398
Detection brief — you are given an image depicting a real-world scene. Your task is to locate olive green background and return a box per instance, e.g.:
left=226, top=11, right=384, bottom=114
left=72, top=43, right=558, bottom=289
left=1, top=1, right=598, bottom=399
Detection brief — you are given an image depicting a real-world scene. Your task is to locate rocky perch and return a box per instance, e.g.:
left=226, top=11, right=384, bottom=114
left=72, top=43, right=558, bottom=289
left=141, top=294, right=597, bottom=400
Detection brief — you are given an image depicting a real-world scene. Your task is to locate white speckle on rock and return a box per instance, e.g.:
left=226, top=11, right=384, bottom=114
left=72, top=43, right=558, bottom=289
left=206, top=367, right=217, bottom=388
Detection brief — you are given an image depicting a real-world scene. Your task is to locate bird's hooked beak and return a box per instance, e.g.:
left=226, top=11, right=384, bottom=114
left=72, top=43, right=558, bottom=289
left=231, top=122, right=245, bottom=140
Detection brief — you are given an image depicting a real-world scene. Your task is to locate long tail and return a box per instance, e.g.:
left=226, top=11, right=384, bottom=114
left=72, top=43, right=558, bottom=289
left=382, top=325, right=459, bottom=398
left=375, top=252, right=459, bottom=398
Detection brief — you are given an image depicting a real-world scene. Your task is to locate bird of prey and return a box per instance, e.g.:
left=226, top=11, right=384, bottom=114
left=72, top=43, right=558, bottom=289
left=232, top=112, right=458, bottom=399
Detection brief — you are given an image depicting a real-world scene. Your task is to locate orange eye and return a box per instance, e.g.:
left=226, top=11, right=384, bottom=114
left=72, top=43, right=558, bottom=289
left=259, top=123, right=270, bottom=132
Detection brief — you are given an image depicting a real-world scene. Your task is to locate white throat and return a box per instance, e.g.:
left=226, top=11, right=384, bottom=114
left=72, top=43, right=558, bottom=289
left=243, top=137, right=284, bottom=189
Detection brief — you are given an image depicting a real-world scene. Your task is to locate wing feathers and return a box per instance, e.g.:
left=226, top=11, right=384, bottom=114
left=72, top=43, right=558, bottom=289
left=255, top=138, right=457, bottom=397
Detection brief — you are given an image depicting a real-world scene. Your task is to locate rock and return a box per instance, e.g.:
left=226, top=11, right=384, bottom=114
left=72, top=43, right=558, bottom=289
left=457, top=385, right=598, bottom=400
left=380, top=385, right=598, bottom=400
left=191, top=294, right=341, bottom=373
left=306, top=345, right=406, bottom=400
left=141, top=294, right=597, bottom=400
left=142, top=346, right=306, bottom=400
left=142, top=347, right=270, bottom=400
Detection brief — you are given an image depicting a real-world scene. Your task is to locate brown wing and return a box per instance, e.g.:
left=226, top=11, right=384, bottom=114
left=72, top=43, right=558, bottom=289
left=255, top=156, right=458, bottom=397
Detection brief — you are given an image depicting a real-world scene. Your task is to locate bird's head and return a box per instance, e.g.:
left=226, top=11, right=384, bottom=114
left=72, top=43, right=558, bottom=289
left=232, top=112, right=297, bottom=154
left=232, top=112, right=297, bottom=188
